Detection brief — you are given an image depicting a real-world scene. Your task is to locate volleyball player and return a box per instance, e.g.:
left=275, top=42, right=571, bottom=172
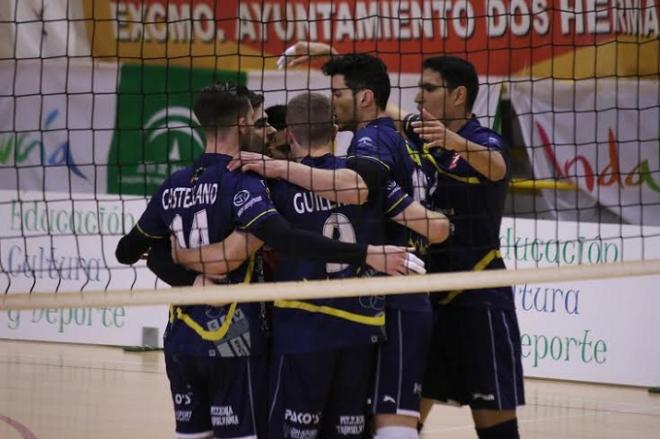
left=115, top=83, right=423, bottom=439
left=403, top=56, right=524, bottom=439
left=281, top=44, right=524, bottom=438
left=326, top=53, right=443, bottom=439
left=229, top=92, right=448, bottom=439
left=264, top=92, right=406, bottom=439
left=279, top=48, right=441, bottom=438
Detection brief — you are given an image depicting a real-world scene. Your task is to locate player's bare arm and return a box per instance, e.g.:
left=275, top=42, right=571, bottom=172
left=229, top=151, right=369, bottom=205
left=115, top=225, right=202, bottom=286
left=277, top=41, right=338, bottom=70
left=171, top=211, right=424, bottom=277
left=392, top=201, right=451, bottom=244
left=172, top=231, right=264, bottom=275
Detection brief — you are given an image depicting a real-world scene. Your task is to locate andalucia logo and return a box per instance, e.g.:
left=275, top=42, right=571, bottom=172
left=107, top=64, right=243, bottom=196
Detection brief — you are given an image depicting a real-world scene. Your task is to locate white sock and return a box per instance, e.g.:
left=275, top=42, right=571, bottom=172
left=373, top=426, right=419, bottom=439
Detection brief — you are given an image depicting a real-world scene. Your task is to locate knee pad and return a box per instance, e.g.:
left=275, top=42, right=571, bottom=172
left=374, top=426, right=419, bottom=439
left=476, top=418, right=519, bottom=439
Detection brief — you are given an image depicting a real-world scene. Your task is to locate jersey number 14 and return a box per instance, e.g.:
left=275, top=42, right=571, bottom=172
left=170, top=210, right=210, bottom=249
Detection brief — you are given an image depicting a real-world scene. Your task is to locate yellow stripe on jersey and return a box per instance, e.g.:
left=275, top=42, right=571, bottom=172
left=240, top=208, right=277, bottom=230
left=439, top=249, right=502, bottom=305
left=385, top=194, right=409, bottom=215
left=435, top=166, right=482, bottom=185
left=135, top=223, right=168, bottom=239
left=405, top=142, right=423, bottom=167
left=423, top=146, right=482, bottom=185
left=274, top=299, right=385, bottom=326
left=171, top=254, right=255, bottom=341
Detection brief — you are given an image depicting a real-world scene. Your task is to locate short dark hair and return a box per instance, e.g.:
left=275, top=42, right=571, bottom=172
left=247, top=91, right=264, bottom=112
left=265, top=105, right=287, bottom=130
left=423, top=56, right=479, bottom=111
left=286, top=93, right=334, bottom=148
left=193, top=82, right=252, bottom=134
left=322, top=53, right=391, bottom=110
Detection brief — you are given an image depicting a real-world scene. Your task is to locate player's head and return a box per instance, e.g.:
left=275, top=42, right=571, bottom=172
left=265, top=105, right=291, bottom=159
left=242, top=91, right=278, bottom=154
left=193, top=82, right=257, bottom=153
left=286, top=92, right=336, bottom=158
left=193, top=82, right=256, bottom=152
left=322, top=53, right=391, bottom=132
left=416, top=56, right=479, bottom=124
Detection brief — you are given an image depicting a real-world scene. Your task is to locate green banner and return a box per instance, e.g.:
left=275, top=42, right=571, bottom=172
left=107, top=64, right=245, bottom=195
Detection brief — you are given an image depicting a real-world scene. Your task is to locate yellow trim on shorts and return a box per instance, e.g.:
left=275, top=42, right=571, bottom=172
left=439, top=249, right=502, bottom=305
left=274, top=299, right=385, bottom=326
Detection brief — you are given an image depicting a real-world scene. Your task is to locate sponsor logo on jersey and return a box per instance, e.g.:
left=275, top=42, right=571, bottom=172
left=233, top=189, right=251, bottom=207
left=356, top=136, right=375, bottom=147
left=211, top=405, right=239, bottom=426
left=284, top=409, right=321, bottom=426
left=336, top=415, right=365, bottom=436
left=175, top=410, right=192, bottom=422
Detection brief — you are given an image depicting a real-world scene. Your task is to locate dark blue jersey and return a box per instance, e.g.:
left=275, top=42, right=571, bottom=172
left=403, top=115, right=514, bottom=310
left=268, top=154, right=413, bottom=354
left=137, top=153, right=278, bottom=357
left=347, top=117, right=434, bottom=311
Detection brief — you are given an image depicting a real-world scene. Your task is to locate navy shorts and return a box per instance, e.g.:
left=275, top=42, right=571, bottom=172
left=268, top=346, right=376, bottom=439
left=423, top=306, right=525, bottom=410
left=371, top=308, right=433, bottom=418
left=165, top=353, right=267, bottom=439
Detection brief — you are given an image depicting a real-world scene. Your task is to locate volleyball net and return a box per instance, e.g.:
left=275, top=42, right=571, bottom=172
left=1, top=0, right=659, bottom=312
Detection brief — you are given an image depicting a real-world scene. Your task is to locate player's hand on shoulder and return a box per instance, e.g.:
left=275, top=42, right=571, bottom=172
left=277, top=41, right=338, bottom=70
left=365, top=245, right=426, bottom=276
left=236, top=151, right=287, bottom=179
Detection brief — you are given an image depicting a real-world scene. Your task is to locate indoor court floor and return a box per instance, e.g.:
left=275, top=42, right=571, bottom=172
left=1, top=339, right=659, bottom=438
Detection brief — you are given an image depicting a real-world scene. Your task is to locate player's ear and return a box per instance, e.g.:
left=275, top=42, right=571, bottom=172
left=359, top=89, right=373, bottom=108
left=452, top=85, right=467, bottom=109
left=236, top=115, right=248, bottom=134
left=285, top=128, right=298, bottom=147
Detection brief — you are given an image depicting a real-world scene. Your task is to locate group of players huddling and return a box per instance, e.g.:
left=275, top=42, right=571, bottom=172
left=116, top=43, right=524, bottom=439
